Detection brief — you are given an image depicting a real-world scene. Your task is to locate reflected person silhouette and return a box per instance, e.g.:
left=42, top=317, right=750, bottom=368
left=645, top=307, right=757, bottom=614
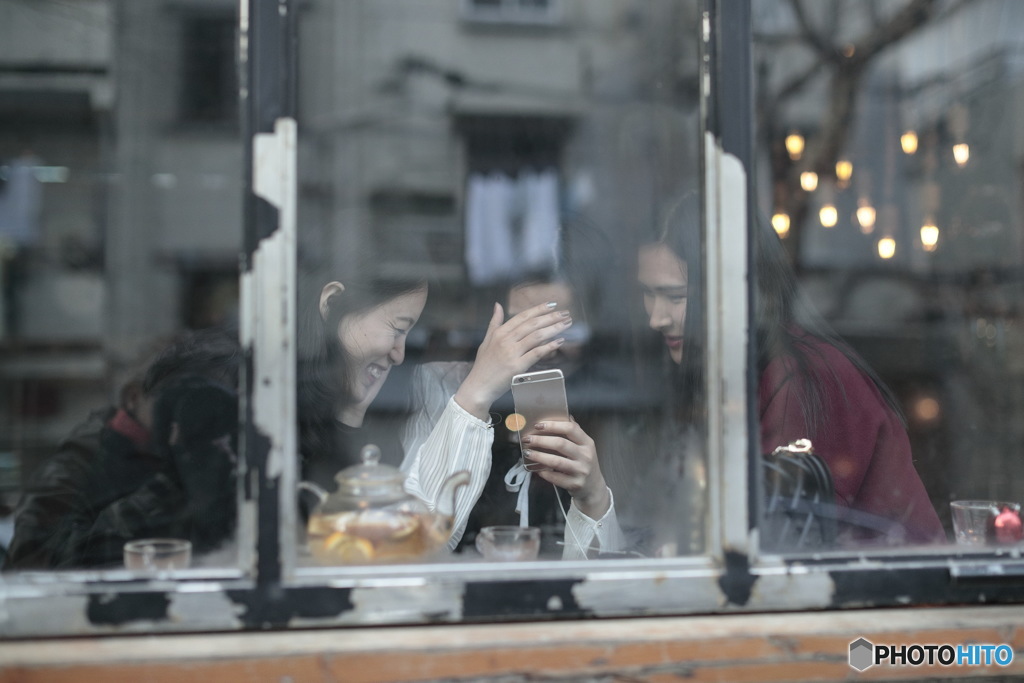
left=4, top=328, right=241, bottom=569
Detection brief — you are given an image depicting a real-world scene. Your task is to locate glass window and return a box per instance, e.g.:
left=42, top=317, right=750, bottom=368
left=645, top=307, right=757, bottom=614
left=292, top=0, right=709, bottom=572
left=754, top=0, right=1024, bottom=554
left=0, top=0, right=244, bottom=576
left=460, top=0, right=564, bottom=25
left=7, top=0, right=1024, bottom=641
left=179, top=10, right=238, bottom=126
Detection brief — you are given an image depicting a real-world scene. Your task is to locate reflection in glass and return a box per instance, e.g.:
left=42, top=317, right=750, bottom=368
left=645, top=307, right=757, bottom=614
left=755, top=0, right=1024, bottom=550
left=295, top=0, right=705, bottom=566
left=785, top=131, right=805, bottom=160
left=1, top=0, right=242, bottom=571
left=900, top=130, right=919, bottom=155
left=799, top=171, right=818, bottom=192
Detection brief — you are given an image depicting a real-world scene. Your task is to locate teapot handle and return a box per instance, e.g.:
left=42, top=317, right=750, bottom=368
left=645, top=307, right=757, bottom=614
left=297, top=480, right=329, bottom=505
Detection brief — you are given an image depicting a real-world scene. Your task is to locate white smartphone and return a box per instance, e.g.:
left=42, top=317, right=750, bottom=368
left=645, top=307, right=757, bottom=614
left=511, top=369, right=570, bottom=472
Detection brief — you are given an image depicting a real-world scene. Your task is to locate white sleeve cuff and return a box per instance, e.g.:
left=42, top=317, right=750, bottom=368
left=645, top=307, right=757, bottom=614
left=402, top=396, right=494, bottom=550
left=447, top=394, right=495, bottom=429
left=561, top=487, right=626, bottom=560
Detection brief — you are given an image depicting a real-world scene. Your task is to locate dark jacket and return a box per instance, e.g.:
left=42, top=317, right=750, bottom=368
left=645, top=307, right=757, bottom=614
left=4, top=402, right=235, bottom=570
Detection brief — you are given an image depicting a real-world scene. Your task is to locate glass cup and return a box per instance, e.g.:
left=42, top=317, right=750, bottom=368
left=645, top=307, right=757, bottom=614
left=475, top=525, right=541, bottom=562
left=950, top=501, right=1020, bottom=546
left=124, top=538, right=192, bottom=571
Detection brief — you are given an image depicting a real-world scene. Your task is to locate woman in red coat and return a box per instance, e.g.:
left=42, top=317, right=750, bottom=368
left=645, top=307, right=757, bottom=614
left=640, top=194, right=946, bottom=546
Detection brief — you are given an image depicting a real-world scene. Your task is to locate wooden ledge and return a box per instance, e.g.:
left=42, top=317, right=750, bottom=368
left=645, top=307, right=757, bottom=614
left=1, top=605, right=1022, bottom=682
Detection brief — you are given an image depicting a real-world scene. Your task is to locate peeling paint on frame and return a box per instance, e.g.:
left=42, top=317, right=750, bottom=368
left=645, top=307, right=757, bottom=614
left=704, top=130, right=750, bottom=559
left=575, top=574, right=725, bottom=616
left=339, top=582, right=463, bottom=626
left=169, top=589, right=245, bottom=630
left=247, top=116, right=297, bottom=484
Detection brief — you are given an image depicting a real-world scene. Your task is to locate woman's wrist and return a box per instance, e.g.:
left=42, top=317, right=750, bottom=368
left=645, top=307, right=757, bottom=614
left=573, top=483, right=611, bottom=520
left=453, top=382, right=495, bottom=421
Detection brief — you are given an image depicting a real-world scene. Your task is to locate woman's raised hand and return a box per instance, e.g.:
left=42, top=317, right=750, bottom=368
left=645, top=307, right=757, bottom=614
left=454, top=301, right=572, bottom=420
left=523, top=419, right=611, bottom=520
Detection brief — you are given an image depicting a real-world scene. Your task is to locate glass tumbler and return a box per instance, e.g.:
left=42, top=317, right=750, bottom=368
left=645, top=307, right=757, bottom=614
left=950, top=501, right=1020, bottom=546
left=124, top=538, right=192, bottom=571
left=475, top=526, right=541, bottom=561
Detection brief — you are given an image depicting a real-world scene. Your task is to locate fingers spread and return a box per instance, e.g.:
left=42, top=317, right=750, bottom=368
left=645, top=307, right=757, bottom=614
left=505, top=302, right=571, bottom=342
left=521, top=337, right=566, bottom=368
left=486, top=302, right=504, bottom=335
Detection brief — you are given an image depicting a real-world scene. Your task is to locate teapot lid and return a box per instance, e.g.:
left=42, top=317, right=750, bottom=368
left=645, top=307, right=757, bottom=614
left=334, top=444, right=407, bottom=500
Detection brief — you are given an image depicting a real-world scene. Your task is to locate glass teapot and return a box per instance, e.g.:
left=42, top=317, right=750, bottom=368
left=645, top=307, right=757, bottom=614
left=301, top=444, right=470, bottom=564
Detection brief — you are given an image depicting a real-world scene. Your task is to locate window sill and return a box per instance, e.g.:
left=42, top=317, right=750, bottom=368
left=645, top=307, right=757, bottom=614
left=1, top=604, right=1021, bottom=682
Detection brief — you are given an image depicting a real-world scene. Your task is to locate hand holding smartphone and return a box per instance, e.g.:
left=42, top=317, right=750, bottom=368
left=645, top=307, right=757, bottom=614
left=510, top=369, right=570, bottom=472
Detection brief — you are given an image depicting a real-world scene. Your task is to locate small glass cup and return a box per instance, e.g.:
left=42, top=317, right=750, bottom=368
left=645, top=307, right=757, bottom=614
left=475, top=525, right=541, bottom=562
left=950, top=501, right=1020, bottom=546
left=124, top=538, right=192, bottom=571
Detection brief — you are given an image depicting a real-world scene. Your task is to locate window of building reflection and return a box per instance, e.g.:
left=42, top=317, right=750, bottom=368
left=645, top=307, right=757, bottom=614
left=294, top=0, right=706, bottom=567
left=0, top=0, right=242, bottom=572
left=755, top=0, right=1024, bottom=550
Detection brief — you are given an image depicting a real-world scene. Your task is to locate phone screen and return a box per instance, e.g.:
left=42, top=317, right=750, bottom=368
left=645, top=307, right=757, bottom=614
left=511, top=369, right=570, bottom=472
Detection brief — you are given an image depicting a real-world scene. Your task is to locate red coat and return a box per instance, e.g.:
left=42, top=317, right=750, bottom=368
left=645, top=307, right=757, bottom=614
left=759, top=333, right=947, bottom=546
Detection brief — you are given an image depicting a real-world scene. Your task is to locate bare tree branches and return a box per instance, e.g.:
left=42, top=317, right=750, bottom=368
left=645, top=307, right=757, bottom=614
left=851, top=0, right=940, bottom=66
left=765, top=0, right=957, bottom=266
left=787, top=0, right=840, bottom=62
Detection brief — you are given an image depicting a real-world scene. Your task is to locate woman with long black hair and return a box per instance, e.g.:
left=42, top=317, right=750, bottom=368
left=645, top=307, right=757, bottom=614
left=527, top=192, right=945, bottom=553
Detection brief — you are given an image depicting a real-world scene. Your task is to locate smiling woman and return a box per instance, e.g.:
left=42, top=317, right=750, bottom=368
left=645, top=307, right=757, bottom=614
left=297, top=272, right=429, bottom=490
left=323, top=281, right=428, bottom=427
left=296, top=263, right=574, bottom=556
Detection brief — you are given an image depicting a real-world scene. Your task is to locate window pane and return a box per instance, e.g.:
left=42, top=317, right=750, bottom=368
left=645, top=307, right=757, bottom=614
left=295, top=0, right=706, bottom=568
left=0, top=0, right=243, bottom=573
left=754, top=0, right=1024, bottom=551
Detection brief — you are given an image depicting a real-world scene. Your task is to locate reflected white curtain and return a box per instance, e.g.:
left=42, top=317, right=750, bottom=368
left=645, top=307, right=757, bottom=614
left=521, top=169, right=560, bottom=274
left=464, top=169, right=561, bottom=285
left=465, top=172, right=516, bottom=286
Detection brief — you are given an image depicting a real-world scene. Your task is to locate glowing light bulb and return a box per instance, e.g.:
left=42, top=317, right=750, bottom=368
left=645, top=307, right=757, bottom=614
left=878, top=237, right=896, bottom=260
left=912, top=395, right=941, bottom=424
left=856, top=202, right=876, bottom=233
left=785, top=132, right=805, bottom=161
left=835, top=159, right=853, bottom=185
left=920, top=222, right=939, bottom=251
left=819, top=204, right=838, bottom=228
left=901, top=131, right=919, bottom=155
left=800, top=171, right=818, bottom=192
left=953, top=143, right=970, bottom=167
left=771, top=212, right=791, bottom=238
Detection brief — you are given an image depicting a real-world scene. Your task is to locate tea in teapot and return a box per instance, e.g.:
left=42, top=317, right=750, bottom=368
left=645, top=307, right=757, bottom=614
left=302, top=444, right=469, bottom=564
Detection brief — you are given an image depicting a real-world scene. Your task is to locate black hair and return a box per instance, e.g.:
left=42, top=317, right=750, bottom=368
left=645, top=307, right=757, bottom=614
left=751, top=213, right=905, bottom=433
left=296, top=268, right=428, bottom=462
left=142, top=327, right=241, bottom=396
left=643, top=192, right=707, bottom=427
left=140, top=328, right=241, bottom=484
left=651, top=191, right=904, bottom=441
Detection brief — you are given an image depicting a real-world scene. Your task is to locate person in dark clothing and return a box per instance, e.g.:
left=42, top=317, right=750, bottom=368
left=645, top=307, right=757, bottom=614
left=296, top=270, right=430, bottom=513
left=3, top=328, right=240, bottom=570
left=454, top=276, right=638, bottom=556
